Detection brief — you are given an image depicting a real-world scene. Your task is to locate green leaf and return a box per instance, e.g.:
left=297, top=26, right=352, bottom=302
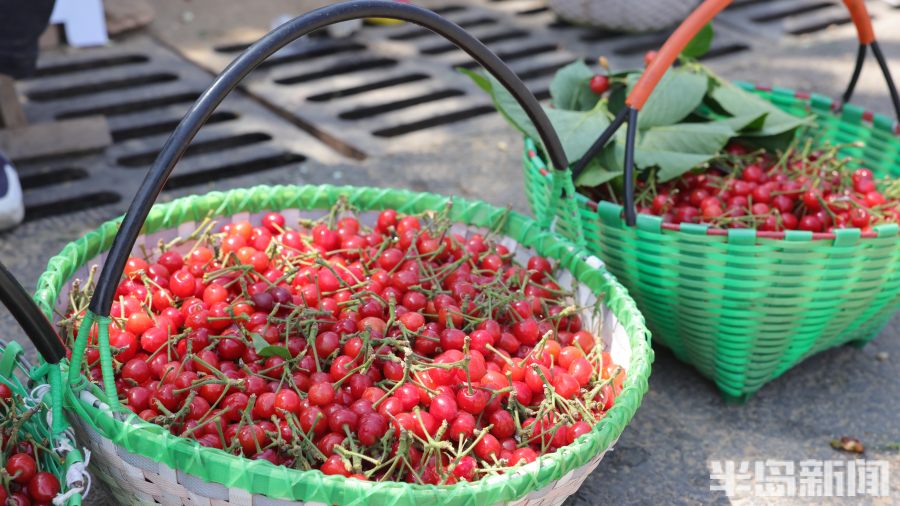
left=708, top=79, right=811, bottom=137
left=607, top=83, right=627, bottom=115
left=598, top=134, right=626, bottom=174
left=741, top=129, right=798, bottom=152
left=628, top=67, right=708, bottom=129
left=550, top=60, right=599, bottom=111
left=546, top=101, right=612, bottom=162
left=716, top=112, right=768, bottom=133
left=459, top=68, right=540, bottom=141
left=460, top=67, right=491, bottom=93
left=635, top=122, right=735, bottom=181
left=251, top=332, right=268, bottom=350
left=260, top=345, right=292, bottom=360
left=461, top=68, right=612, bottom=161
left=575, top=157, right=620, bottom=186
left=607, top=68, right=643, bottom=79
left=251, top=333, right=292, bottom=360
left=681, top=23, right=714, bottom=59
left=575, top=128, right=627, bottom=187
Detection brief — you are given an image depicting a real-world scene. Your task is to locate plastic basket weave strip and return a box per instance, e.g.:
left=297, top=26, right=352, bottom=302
left=524, top=84, right=900, bottom=400
left=33, top=184, right=653, bottom=505
left=0, top=341, right=85, bottom=505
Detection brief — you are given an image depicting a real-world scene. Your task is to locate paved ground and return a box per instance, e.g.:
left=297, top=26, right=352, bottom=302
left=1, top=0, right=899, bottom=504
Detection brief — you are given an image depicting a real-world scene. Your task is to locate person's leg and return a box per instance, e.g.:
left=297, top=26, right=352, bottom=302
left=0, top=0, right=56, bottom=230
left=0, top=0, right=56, bottom=78
left=0, top=153, right=24, bottom=231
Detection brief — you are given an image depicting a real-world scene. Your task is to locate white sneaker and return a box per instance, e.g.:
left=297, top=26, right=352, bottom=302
left=0, top=153, right=25, bottom=231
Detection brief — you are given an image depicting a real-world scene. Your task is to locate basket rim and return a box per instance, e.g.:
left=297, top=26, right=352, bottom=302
left=34, top=184, right=654, bottom=505
left=525, top=82, right=900, bottom=243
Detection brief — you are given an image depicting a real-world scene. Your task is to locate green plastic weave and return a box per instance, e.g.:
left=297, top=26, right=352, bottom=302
left=524, top=84, right=900, bottom=401
left=33, top=184, right=653, bottom=505
left=0, top=342, right=83, bottom=505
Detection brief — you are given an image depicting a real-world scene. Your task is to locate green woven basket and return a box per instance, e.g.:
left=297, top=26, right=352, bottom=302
left=524, top=83, right=900, bottom=401
left=0, top=339, right=86, bottom=505
left=33, top=184, right=653, bottom=505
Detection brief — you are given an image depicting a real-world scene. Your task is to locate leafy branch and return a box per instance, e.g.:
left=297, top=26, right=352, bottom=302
left=460, top=25, right=810, bottom=189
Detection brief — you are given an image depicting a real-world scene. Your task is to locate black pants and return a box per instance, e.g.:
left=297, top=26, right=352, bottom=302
left=0, top=0, right=56, bottom=78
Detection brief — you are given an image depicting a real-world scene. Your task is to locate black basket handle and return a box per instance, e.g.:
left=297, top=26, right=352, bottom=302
left=0, top=260, right=66, bottom=364
left=88, top=0, right=567, bottom=316
left=570, top=0, right=899, bottom=226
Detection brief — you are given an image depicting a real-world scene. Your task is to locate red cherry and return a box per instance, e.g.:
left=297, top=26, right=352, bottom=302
left=409, top=410, right=438, bottom=440
left=274, top=389, right=301, bottom=416
left=320, top=454, right=351, bottom=476
left=865, top=191, right=886, bottom=207
left=121, top=359, right=151, bottom=385
left=854, top=178, right=876, bottom=194
left=452, top=455, right=476, bottom=481
left=798, top=215, right=822, bottom=232
left=237, top=424, right=270, bottom=455
left=428, top=394, right=458, bottom=423
left=589, top=74, right=610, bottom=94
left=449, top=413, right=476, bottom=440
left=568, top=421, right=592, bottom=444
left=317, top=432, right=346, bottom=457
left=488, top=410, right=516, bottom=439
left=850, top=208, right=870, bottom=228
left=474, top=434, right=501, bottom=461
left=308, top=382, right=335, bottom=406
left=357, top=412, right=388, bottom=446
left=552, top=373, right=580, bottom=398
left=6, top=454, right=36, bottom=484
left=510, top=447, right=538, bottom=465
left=262, top=212, right=286, bottom=233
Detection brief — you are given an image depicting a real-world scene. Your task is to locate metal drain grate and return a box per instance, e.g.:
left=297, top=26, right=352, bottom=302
left=26, top=73, right=180, bottom=102
left=172, top=1, right=594, bottom=155
left=166, top=0, right=773, bottom=156
left=469, top=0, right=753, bottom=66
left=15, top=37, right=342, bottom=222
left=717, top=0, right=862, bottom=37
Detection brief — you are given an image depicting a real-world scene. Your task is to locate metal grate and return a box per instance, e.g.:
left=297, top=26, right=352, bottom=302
left=717, top=0, right=861, bottom=37
left=171, top=2, right=593, bottom=155
left=480, top=0, right=880, bottom=40
left=164, top=0, right=773, bottom=156
left=15, top=37, right=342, bottom=222
left=470, top=0, right=752, bottom=65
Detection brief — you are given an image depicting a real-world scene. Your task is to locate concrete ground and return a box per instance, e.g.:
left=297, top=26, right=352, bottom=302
left=1, top=0, right=899, bottom=504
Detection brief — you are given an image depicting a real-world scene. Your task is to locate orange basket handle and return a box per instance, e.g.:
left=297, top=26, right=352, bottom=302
left=573, top=0, right=898, bottom=226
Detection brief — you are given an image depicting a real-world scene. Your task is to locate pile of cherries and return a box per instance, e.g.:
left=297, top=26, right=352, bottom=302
left=65, top=205, right=624, bottom=484
left=634, top=142, right=898, bottom=232
left=0, top=383, right=62, bottom=505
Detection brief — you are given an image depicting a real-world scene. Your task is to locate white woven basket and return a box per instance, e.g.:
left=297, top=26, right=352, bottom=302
left=55, top=207, right=636, bottom=506
left=72, top=413, right=608, bottom=506
left=548, top=0, right=702, bottom=32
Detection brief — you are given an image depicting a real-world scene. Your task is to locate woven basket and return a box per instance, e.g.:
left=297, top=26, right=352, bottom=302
left=0, top=342, right=86, bottom=505
left=71, top=389, right=605, bottom=506
left=0, top=263, right=88, bottom=506
left=548, top=0, right=701, bottom=32
left=36, top=185, right=653, bottom=506
left=31, top=2, right=653, bottom=504
left=524, top=0, right=900, bottom=401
